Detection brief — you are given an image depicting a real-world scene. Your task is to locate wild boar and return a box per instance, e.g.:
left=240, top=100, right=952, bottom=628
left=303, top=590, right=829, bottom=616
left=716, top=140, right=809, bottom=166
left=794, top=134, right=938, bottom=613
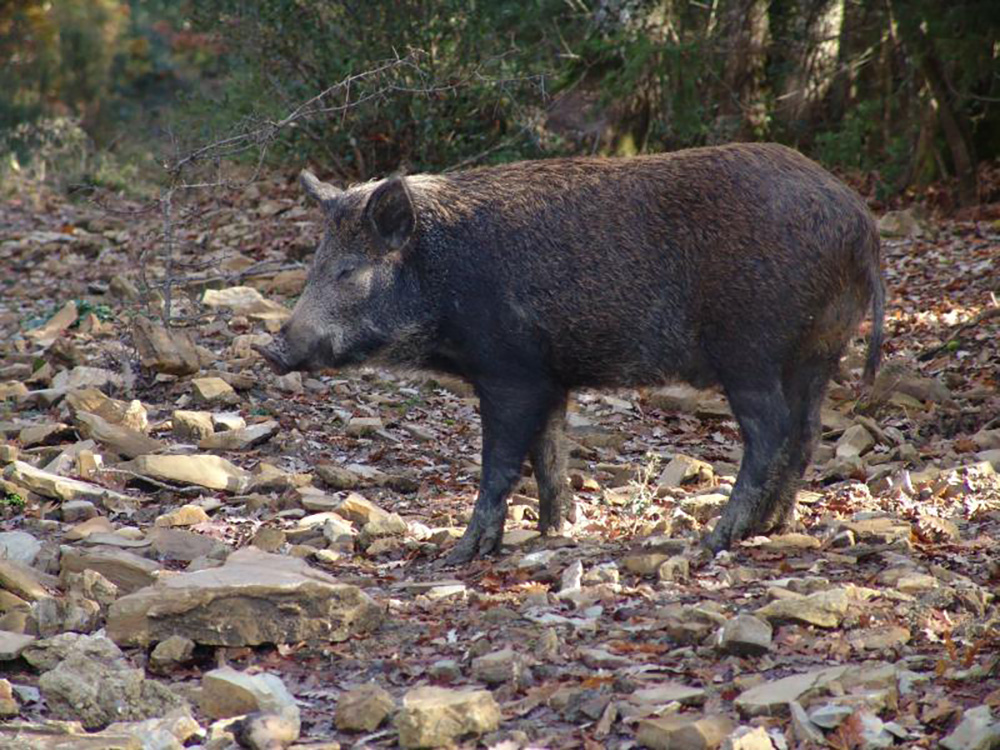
left=256, top=143, right=885, bottom=564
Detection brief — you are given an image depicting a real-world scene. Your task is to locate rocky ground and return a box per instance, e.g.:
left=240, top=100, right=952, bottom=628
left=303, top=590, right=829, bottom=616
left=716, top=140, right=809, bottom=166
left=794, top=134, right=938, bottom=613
left=0, top=177, right=998, bottom=750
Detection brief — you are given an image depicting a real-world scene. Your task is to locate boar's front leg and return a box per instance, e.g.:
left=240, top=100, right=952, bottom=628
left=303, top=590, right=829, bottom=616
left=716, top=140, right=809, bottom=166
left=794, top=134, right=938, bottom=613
left=446, top=381, right=566, bottom=565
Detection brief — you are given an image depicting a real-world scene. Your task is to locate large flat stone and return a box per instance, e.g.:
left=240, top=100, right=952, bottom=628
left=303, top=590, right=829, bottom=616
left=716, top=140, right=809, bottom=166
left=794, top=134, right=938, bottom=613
left=636, top=714, right=735, bottom=750
left=74, top=412, right=164, bottom=459
left=395, top=686, right=500, bottom=749
left=198, top=421, right=278, bottom=451
left=60, top=548, right=161, bottom=595
left=0, top=630, right=35, bottom=660
left=118, top=454, right=250, bottom=493
left=65, top=389, right=148, bottom=433
left=755, top=588, right=851, bottom=628
left=3, top=461, right=133, bottom=507
left=106, top=548, right=382, bottom=648
left=0, top=558, right=51, bottom=601
left=199, top=666, right=298, bottom=720
left=131, top=317, right=200, bottom=376
left=735, top=666, right=850, bottom=717
left=0, top=720, right=143, bottom=749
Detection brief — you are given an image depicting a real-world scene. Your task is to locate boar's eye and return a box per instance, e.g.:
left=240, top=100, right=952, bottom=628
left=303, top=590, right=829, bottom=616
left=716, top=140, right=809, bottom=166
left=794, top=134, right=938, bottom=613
left=335, top=265, right=356, bottom=282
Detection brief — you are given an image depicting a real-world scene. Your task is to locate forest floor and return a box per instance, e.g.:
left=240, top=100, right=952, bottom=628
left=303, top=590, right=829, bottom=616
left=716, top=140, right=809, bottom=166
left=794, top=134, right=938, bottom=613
left=0, top=172, right=998, bottom=750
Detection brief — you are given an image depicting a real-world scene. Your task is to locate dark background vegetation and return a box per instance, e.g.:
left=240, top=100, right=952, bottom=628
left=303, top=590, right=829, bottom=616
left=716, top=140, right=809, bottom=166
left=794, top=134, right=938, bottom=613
left=2, top=0, right=999, bottom=208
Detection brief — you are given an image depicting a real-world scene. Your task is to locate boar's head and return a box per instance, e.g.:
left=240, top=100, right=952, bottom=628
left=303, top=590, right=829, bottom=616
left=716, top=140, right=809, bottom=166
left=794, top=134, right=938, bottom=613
left=256, top=170, right=432, bottom=375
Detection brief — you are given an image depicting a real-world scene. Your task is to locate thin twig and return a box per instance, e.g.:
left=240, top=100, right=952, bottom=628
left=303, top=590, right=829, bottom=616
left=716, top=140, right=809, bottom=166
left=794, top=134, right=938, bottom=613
left=104, top=468, right=207, bottom=496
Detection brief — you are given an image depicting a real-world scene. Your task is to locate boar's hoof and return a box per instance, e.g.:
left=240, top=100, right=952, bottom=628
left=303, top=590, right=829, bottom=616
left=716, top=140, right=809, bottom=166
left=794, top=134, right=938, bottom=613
left=444, top=524, right=504, bottom=565
left=703, top=516, right=744, bottom=554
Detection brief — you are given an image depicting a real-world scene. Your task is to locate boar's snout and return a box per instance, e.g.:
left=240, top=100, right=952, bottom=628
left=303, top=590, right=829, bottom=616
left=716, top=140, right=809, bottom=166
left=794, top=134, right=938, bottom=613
left=253, top=340, right=293, bottom=376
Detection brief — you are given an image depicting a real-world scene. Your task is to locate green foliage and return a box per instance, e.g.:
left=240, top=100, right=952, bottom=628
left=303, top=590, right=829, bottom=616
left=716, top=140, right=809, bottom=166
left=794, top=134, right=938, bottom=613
left=0, top=117, right=89, bottom=182
left=177, top=0, right=579, bottom=177
left=1, top=1, right=998, bottom=200
left=814, top=106, right=874, bottom=171
left=74, top=300, right=115, bottom=324
left=1, top=490, right=25, bottom=510
left=21, top=298, right=114, bottom=333
left=0, top=0, right=212, bottom=193
left=0, top=0, right=127, bottom=132
left=0, top=115, right=152, bottom=195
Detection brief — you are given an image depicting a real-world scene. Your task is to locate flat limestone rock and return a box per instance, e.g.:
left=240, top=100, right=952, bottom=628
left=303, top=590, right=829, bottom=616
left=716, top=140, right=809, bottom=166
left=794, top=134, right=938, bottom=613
left=153, top=504, right=210, bottom=528
left=146, top=527, right=229, bottom=562
left=717, top=614, right=773, bottom=656
left=296, top=487, right=341, bottom=512
left=735, top=666, right=850, bottom=717
left=636, top=714, right=735, bottom=750
left=0, top=630, right=35, bottom=660
left=26, top=301, right=77, bottom=346
left=395, top=686, right=500, bottom=749
left=22, top=632, right=124, bottom=673
left=75, top=412, right=164, bottom=459
left=755, top=588, right=850, bottom=628
left=0, top=530, right=42, bottom=565
left=470, top=648, right=523, bottom=686
left=202, top=286, right=291, bottom=323
left=119, top=454, right=250, bottom=493
left=630, top=682, right=707, bottom=707
left=836, top=424, right=875, bottom=459
left=191, top=377, right=238, bottom=406
left=60, top=547, right=161, bottom=595
left=106, top=547, right=382, bottom=648
left=3, top=460, right=133, bottom=507
left=334, top=493, right=391, bottom=526
left=132, top=317, right=200, bottom=376
left=199, top=666, right=298, bottom=720
left=940, top=705, right=1000, bottom=750
left=19, top=423, right=74, bottom=447
left=172, top=410, right=214, bottom=441
left=335, top=683, right=395, bottom=732
left=0, top=720, right=142, bottom=749
left=65, top=389, right=148, bottom=433
left=198, top=421, right=278, bottom=451
left=0, top=558, right=51, bottom=601
left=658, top=454, right=714, bottom=488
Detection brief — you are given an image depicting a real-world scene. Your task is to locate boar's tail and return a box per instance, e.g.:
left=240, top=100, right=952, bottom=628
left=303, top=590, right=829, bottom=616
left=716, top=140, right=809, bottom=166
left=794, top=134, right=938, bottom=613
left=862, top=229, right=885, bottom=386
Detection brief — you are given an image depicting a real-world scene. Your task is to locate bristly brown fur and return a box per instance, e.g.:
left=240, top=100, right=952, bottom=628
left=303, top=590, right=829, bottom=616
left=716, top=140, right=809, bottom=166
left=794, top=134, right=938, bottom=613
left=260, top=142, right=886, bottom=561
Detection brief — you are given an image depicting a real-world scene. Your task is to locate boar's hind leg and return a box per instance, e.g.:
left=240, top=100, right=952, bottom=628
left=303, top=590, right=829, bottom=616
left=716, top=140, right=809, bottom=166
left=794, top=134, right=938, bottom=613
left=704, top=373, right=792, bottom=553
left=765, top=356, right=839, bottom=531
left=446, top=382, right=567, bottom=565
left=531, top=396, right=574, bottom=535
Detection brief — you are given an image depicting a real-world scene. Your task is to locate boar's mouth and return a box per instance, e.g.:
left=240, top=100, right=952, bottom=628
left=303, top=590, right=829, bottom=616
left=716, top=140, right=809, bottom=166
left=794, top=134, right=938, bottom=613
left=253, top=337, right=358, bottom=375
left=254, top=325, right=388, bottom=375
left=253, top=342, right=297, bottom=376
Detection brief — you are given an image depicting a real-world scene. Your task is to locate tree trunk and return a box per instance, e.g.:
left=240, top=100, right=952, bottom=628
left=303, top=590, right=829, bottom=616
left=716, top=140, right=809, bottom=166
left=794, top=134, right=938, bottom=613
left=774, top=0, right=845, bottom=134
left=714, top=0, right=769, bottom=140
left=895, top=7, right=979, bottom=206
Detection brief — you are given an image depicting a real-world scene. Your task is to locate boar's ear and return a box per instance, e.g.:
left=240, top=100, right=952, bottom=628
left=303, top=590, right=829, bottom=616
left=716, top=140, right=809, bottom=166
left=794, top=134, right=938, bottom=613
left=299, top=170, right=341, bottom=211
left=365, top=177, right=416, bottom=252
